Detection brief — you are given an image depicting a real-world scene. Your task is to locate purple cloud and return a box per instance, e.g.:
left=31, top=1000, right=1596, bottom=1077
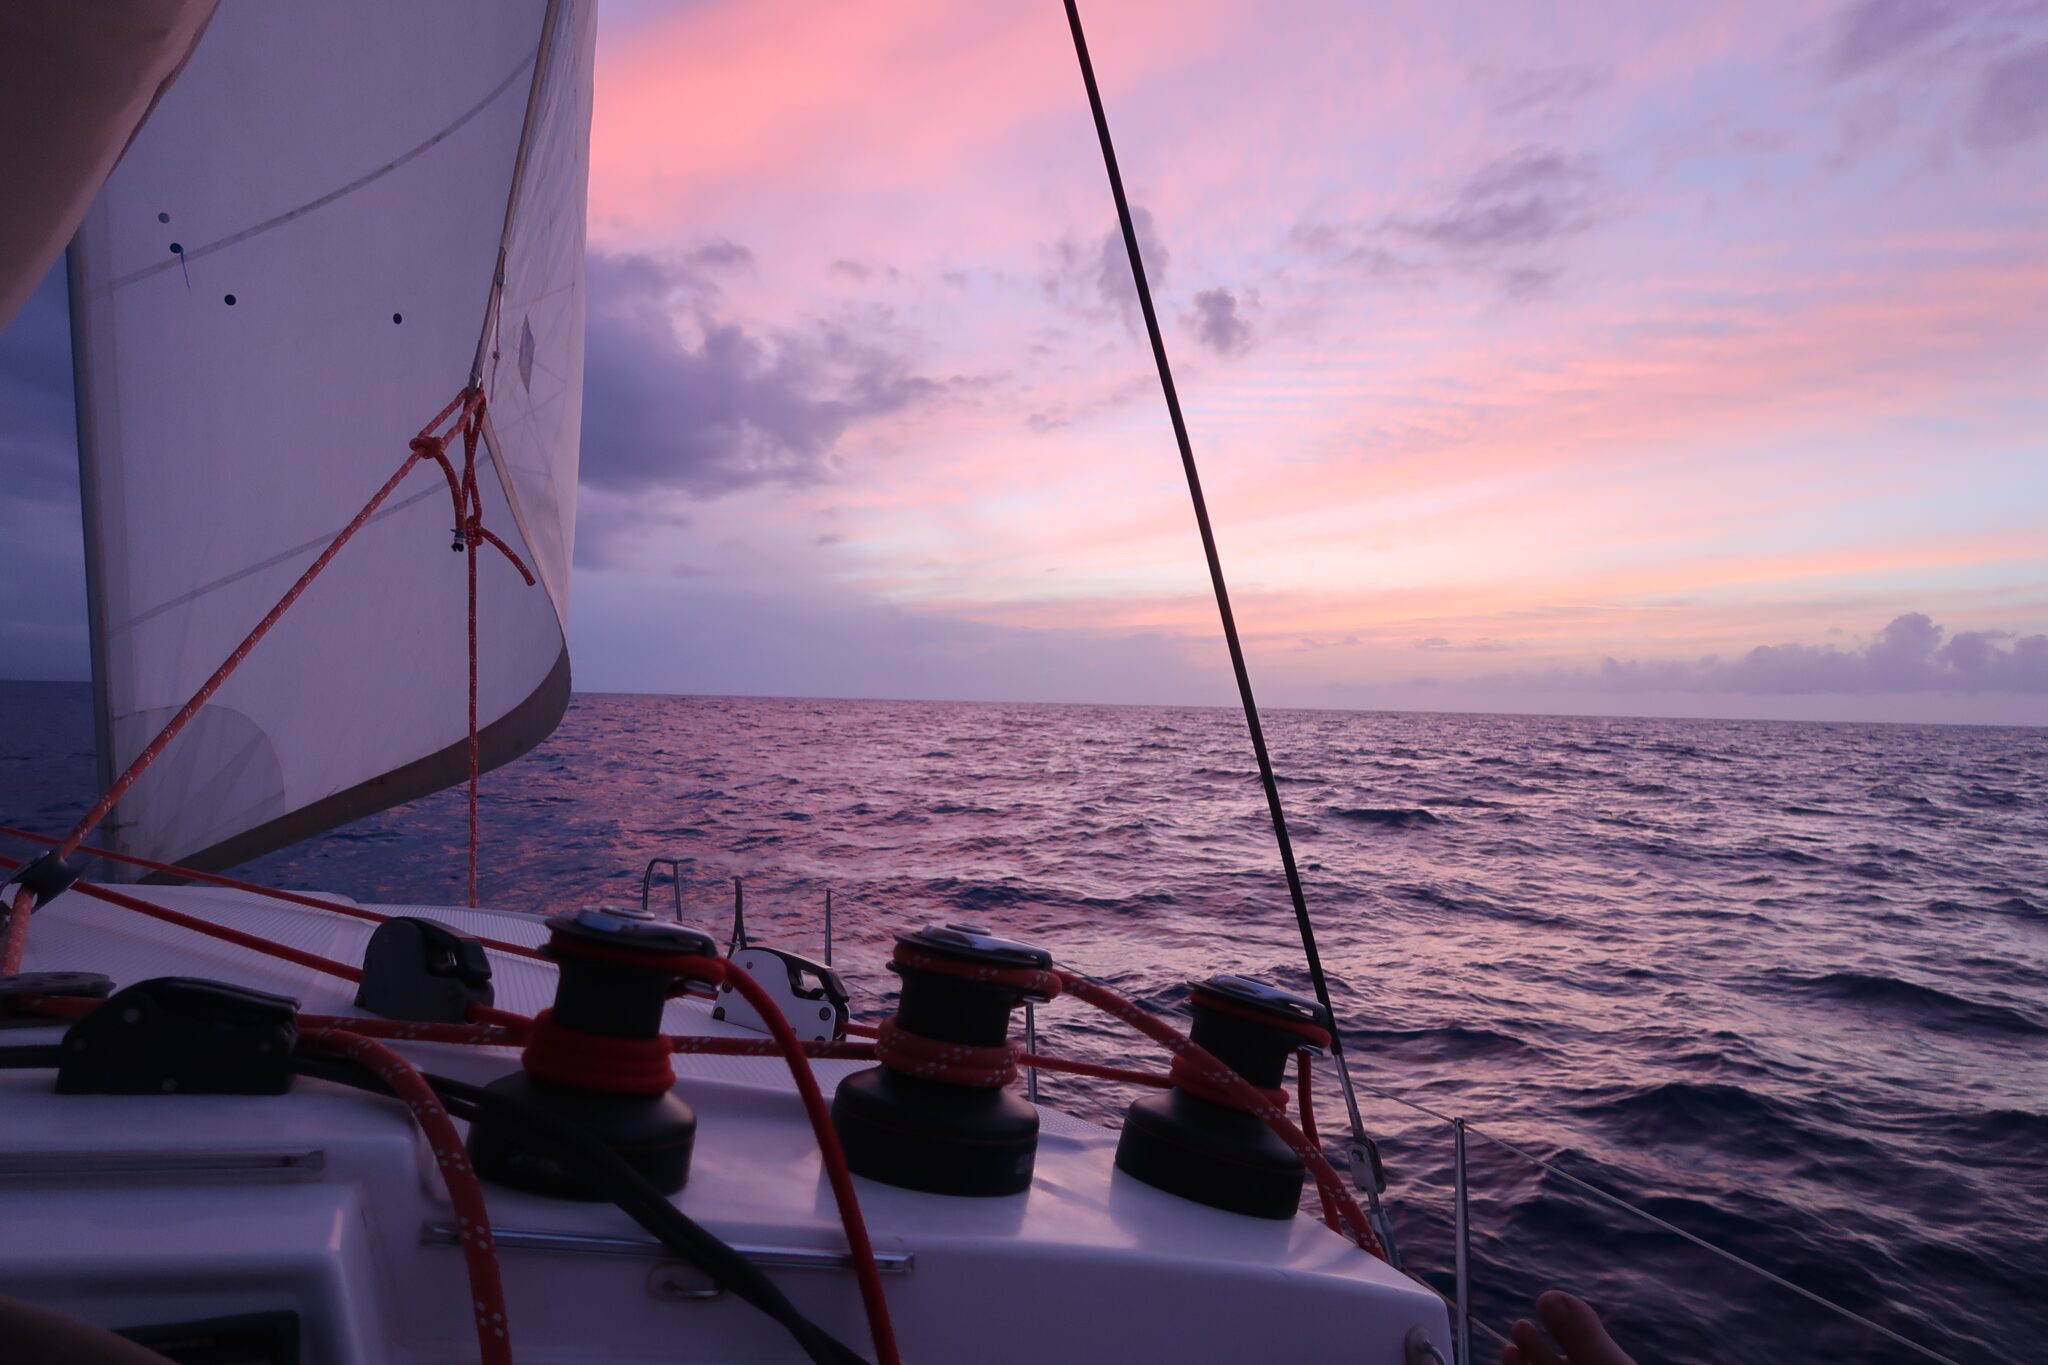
left=1970, top=43, right=2048, bottom=147
left=1043, top=207, right=1170, bottom=335
left=580, top=250, right=938, bottom=502
left=1479, top=614, right=2048, bottom=695
left=1187, top=287, right=1252, bottom=355
left=1827, top=0, right=1962, bottom=80
left=1391, top=147, right=1597, bottom=252
left=1480, top=63, right=1610, bottom=120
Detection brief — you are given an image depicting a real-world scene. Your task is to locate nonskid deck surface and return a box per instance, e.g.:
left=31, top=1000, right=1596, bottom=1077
left=7, top=886, right=1448, bottom=1362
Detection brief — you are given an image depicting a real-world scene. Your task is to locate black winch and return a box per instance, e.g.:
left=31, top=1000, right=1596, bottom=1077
left=830, top=924, right=1052, bottom=1196
left=1114, top=974, right=1327, bottom=1218
left=468, top=907, right=713, bottom=1200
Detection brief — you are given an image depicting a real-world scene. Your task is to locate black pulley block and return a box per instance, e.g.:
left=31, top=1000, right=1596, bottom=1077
left=56, top=977, right=298, bottom=1096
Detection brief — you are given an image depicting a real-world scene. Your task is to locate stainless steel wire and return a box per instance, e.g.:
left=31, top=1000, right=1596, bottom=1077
left=1345, top=1077, right=1965, bottom=1365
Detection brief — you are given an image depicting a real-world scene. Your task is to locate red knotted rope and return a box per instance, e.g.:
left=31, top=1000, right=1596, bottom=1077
left=1160, top=983, right=1328, bottom=1112
left=427, top=392, right=536, bottom=911
left=865, top=942, right=1061, bottom=1089
left=298, top=1029, right=511, bottom=1365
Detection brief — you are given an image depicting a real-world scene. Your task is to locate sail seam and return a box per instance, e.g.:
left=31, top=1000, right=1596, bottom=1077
left=101, top=50, right=536, bottom=292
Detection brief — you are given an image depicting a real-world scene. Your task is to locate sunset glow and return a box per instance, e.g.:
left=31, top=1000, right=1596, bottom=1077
left=2, top=0, right=2043, bottom=722
left=565, top=0, right=2048, bottom=721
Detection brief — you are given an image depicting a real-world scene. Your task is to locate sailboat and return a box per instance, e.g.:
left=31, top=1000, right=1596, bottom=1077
left=0, top=3, right=1458, bottom=1362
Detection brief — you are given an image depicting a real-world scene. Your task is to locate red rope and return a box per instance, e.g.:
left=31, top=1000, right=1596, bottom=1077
left=299, top=1029, right=511, bottom=1365
left=719, top=963, right=900, bottom=1365
left=1188, top=984, right=1331, bottom=1047
left=890, top=942, right=1063, bottom=999
left=1298, top=1048, right=1342, bottom=1233
left=521, top=1009, right=677, bottom=1095
left=443, top=393, right=536, bottom=912
left=1054, top=969, right=1387, bottom=1260
left=1166, top=1052, right=1287, bottom=1111
left=1, top=886, right=30, bottom=978
left=873, top=1017, right=1017, bottom=1087
left=0, top=852, right=365, bottom=984
left=466, top=446, right=480, bottom=912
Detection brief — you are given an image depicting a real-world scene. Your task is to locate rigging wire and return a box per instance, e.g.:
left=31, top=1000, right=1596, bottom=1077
left=1343, top=1075, right=1966, bottom=1365
left=1058, top=0, right=1394, bottom=1251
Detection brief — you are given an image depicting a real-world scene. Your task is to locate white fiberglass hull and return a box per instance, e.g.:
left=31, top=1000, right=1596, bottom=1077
left=5, top=885, right=1450, bottom=1363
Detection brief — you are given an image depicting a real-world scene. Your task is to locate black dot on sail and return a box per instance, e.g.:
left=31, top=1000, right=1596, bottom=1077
left=224, top=294, right=237, bottom=306
left=157, top=212, right=170, bottom=224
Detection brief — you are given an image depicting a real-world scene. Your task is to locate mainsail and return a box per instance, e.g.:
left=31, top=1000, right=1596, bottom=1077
left=66, top=0, right=595, bottom=872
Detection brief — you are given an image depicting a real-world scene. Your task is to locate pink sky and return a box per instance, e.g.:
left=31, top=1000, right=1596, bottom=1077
left=564, top=0, right=2048, bottom=722
left=0, top=2, right=2037, bottom=721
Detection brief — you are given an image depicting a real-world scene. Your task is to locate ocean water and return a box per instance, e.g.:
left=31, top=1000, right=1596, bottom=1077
left=4, top=681, right=2043, bottom=1364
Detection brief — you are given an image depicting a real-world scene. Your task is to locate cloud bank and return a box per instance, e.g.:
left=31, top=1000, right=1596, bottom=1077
left=1472, top=614, right=2048, bottom=696
left=580, top=250, right=939, bottom=503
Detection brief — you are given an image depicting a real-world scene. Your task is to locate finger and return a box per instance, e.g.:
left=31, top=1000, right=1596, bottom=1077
left=1510, top=1317, right=1566, bottom=1365
left=1536, top=1291, right=1634, bottom=1365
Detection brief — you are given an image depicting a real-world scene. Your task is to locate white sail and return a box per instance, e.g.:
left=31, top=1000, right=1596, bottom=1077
left=67, top=0, right=595, bottom=871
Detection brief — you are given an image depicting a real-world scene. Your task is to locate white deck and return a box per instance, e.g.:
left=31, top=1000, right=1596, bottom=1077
left=6, top=885, right=1451, bottom=1363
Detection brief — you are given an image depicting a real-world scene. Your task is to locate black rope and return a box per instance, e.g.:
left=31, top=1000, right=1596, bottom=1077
left=294, top=1055, right=869, bottom=1365
left=1060, top=0, right=1394, bottom=1229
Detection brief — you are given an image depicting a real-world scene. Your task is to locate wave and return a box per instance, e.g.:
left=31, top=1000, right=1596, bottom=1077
left=1347, top=1024, right=1538, bottom=1060
left=1774, top=970, right=2048, bottom=1037
left=1328, top=806, right=1440, bottom=828
left=924, top=877, right=1032, bottom=911
left=1576, top=1080, right=1814, bottom=1150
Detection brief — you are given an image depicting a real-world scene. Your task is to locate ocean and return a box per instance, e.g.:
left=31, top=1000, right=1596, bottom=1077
left=3, top=681, right=2042, bottom=1364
